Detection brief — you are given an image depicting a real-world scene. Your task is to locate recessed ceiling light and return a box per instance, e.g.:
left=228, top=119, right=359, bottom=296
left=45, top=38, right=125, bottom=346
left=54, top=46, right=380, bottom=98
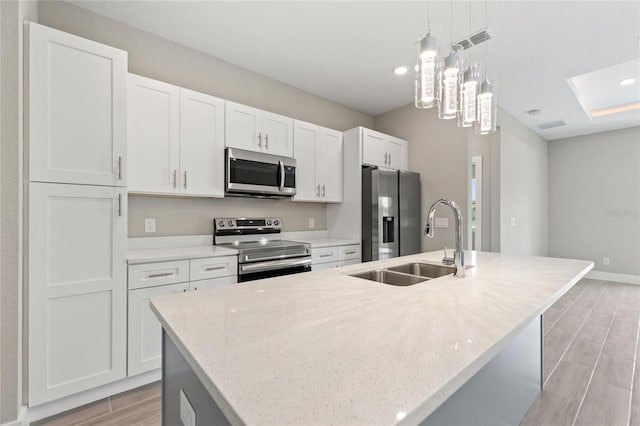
left=393, top=66, right=408, bottom=75
left=526, top=109, right=541, bottom=116
left=618, top=78, right=636, bottom=86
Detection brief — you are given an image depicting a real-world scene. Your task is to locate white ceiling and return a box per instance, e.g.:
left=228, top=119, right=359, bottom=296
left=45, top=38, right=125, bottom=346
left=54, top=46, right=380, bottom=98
left=70, top=1, right=640, bottom=140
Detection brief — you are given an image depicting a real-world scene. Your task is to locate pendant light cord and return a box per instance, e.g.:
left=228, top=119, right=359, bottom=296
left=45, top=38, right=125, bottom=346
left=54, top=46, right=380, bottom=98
left=450, top=0, right=453, bottom=45
left=427, top=0, right=431, bottom=34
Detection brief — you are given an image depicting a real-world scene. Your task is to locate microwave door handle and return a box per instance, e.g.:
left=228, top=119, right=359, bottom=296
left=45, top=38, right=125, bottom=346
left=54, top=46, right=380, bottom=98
left=279, top=160, right=285, bottom=191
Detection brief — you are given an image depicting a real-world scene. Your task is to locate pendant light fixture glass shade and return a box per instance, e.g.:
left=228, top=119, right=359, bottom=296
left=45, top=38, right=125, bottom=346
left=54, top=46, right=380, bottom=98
left=415, top=34, right=440, bottom=109
left=458, top=64, right=480, bottom=127
left=438, top=44, right=463, bottom=119
left=474, top=76, right=497, bottom=135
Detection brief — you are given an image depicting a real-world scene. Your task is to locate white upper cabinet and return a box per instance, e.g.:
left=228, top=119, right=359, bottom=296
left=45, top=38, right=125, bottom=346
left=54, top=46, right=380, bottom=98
left=127, top=75, right=225, bottom=197
left=127, top=74, right=180, bottom=193
left=28, top=22, right=127, bottom=187
left=179, top=88, right=225, bottom=197
left=361, top=128, right=408, bottom=170
left=226, top=101, right=293, bottom=157
left=293, top=120, right=342, bottom=203
left=28, top=182, right=127, bottom=405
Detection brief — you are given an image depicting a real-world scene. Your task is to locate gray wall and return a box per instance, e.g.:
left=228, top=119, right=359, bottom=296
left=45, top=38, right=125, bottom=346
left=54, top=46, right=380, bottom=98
left=38, top=1, right=374, bottom=237
left=499, top=109, right=549, bottom=256
left=375, top=105, right=471, bottom=253
left=549, top=126, right=640, bottom=276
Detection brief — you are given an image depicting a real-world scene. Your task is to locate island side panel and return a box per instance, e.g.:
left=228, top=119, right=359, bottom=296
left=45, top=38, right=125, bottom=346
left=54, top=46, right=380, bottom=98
left=421, top=316, right=542, bottom=426
left=162, top=331, right=231, bottom=426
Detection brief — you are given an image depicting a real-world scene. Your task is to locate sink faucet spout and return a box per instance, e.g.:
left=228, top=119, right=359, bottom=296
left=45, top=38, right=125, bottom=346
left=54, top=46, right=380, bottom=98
left=424, top=199, right=465, bottom=277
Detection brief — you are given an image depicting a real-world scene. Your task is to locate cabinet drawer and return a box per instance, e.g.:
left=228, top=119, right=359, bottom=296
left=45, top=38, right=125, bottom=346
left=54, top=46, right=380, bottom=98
left=190, top=256, right=237, bottom=281
left=189, top=276, right=237, bottom=291
left=339, top=259, right=361, bottom=267
left=311, top=247, right=339, bottom=264
left=339, top=245, right=361, bottom=261
left=128, top=260, right=189, bottom=290
left=312, top=261, right=339, bottom=271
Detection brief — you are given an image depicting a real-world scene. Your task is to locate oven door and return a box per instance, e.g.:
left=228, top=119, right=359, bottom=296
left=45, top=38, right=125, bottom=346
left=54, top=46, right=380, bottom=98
left=226, top=148, right=296, bottom=197
left=238, top=257, right=311, bottom=282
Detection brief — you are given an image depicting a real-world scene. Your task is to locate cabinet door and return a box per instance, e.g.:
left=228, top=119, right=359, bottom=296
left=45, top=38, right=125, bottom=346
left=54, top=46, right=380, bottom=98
left=128, top=283, right=188, bottom=377
left=225, top=101, right=262, bottom=152
left=362, top=129, right=386, bottom=168
left=317, top=128, right=343, bottom=202
left=189, top=276, right=237, bottom=291
left=179, top=89, right=225, bottom=197
left=127, top=74, right=180, bottom=193
left=292, top=121, right=319, bottom=201
left=28, top=22, right=127, bottom=187
left=262, top=111, right=294, bottom=157
left=387, top=137, right=408, bottom=171
left=28, top=183, right=127, bottom=405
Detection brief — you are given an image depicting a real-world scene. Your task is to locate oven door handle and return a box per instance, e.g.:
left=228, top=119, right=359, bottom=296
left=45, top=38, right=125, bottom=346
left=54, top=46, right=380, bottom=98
left=240, top=257, right=311, bottom=274
left=241, top=250, right=310, bottom=263
left=278, top=160, right=285, bottom=192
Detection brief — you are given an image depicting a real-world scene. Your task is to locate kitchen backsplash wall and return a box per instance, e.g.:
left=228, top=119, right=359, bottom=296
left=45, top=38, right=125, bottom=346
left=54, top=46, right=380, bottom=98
left=128, top=195, right=327, bottom=237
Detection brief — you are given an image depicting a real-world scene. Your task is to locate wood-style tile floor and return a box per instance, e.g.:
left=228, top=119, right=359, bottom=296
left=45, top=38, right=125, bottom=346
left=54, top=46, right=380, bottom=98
left=522, top=278, right=640, bottom=426
left=33, top=279, right=640, bottom=426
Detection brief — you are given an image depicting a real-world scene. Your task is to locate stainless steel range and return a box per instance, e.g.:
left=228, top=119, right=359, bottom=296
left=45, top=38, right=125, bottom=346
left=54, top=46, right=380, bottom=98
left=214, top=217, right=311, bottom=282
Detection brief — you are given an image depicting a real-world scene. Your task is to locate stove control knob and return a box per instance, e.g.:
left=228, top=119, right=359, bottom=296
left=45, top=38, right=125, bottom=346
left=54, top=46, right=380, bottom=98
left=228, top=220, right=234, bottom=227
left=218, top=220, right=225, bottom=227
left=274, top=220, right=280, bottom=226
left=266, top=220, right=272, bottom=226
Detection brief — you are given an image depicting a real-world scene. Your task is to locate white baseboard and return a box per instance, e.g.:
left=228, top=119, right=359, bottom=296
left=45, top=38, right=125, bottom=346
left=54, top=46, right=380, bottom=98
left=1, top=406, right=28, bottom=426
left=586, top=270, right=640, bottom=285
left=25, top=369, right=161, bottom=424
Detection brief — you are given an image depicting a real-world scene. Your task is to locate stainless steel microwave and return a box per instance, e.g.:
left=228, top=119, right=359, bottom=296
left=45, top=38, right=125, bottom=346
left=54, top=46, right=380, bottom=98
left=225, top=148, right=296, bottom=198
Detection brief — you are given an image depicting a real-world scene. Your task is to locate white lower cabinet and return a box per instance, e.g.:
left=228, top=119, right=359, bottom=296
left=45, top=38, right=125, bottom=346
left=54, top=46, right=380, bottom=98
left=127, top=257, right=237, bottom=376
left=28, top=183, right=127, bottom=405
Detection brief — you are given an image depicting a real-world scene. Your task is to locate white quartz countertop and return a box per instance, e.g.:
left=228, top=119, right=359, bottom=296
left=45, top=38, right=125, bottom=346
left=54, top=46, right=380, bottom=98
left=150, top=251, right=593, bottom=425
left=127, top=245, right=238, bottom=264
left=299, top=237, right=360, bottom=248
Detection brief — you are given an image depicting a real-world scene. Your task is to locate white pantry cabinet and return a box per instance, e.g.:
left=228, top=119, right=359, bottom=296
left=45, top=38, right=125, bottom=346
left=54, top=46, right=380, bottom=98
left=28, top=22, right=127, bottom=187
left=127, top=75, right=225, bottom=197
left=28, top=183, right=127, bottom=405
left=225, top=101, right=294, bottom=157
left=362, top=128, right=408, bottom=170
left=127, top=258, right=237, bottom=376
left=293, top=120, right=343, bottom=203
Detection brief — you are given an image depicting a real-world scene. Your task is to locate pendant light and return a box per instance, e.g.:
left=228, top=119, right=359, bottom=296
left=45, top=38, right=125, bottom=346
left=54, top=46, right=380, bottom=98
left=474, top=0, right=497, bottom=135
left=458, top=2, right=480, bottom=128
left=438, top=0, right=463, bottom=119
left=415, top=1, right=440, bottom=109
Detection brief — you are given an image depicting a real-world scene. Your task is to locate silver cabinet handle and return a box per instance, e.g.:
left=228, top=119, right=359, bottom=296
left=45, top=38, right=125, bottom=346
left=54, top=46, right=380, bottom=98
left=345, top=250, right=356, bottom=255
left=384, top=153, right=388, bottom=165
left=204, top=265, right=226, bottom=271
left=184, top=171, right=187, bottom=189
left=317, top=185, right=321, bottom=197
left=148, top=272, right=174, bottom=278
left=265, top=134, right=269, bottom=149
left=117, top=156, right=122, bottom=180
left=388, top=153, right=392, bottom=165
left=319, top=253, right=333, bottom=258
left=322, top=185, right=326, bottom=197
left=173, top=170, right=177, bottom=189
left=258, top=132, right=262, bottom=147
left=118, top=193, right=122, bottom=217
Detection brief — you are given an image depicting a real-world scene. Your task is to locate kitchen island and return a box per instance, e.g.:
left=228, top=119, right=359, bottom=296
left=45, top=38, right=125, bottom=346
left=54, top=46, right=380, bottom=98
left=151, top=250, right=593, bottom=425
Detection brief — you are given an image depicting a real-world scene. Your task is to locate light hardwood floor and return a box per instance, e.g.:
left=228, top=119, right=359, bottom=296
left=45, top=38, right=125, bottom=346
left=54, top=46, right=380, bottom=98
left=33, top=278, right=639, bottom=426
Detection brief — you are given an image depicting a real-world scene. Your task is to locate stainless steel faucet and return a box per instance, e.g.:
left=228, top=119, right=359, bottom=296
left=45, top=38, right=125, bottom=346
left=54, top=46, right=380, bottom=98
left=424, top=199, right=465, bottom=277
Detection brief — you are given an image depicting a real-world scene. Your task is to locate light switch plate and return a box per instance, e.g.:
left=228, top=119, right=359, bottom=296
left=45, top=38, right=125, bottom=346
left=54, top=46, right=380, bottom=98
left=179, top=389, right=196, bottom=426
left=510, top=217, right=517, bottom=227
left=435, top=217, right=449, bottom=228
left=145, top=218, right=156, bottom=233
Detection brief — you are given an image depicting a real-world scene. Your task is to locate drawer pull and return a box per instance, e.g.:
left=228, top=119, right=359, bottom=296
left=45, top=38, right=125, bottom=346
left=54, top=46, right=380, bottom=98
left=319, top=253, right=333, bottom=258
left=204, top=265, right=227, bottom=271
left=344, top=250, right=356, bottom=255
left=147, top=272, right=174, bottom=278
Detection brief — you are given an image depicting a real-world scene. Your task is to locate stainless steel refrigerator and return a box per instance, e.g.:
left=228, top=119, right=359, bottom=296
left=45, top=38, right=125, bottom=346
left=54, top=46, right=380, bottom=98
left=362, top=167, right=421, bottom=261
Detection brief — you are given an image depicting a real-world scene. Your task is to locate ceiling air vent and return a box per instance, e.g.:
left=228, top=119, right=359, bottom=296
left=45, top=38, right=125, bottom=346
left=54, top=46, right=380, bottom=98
left=538, top=120, right=567, bottom=130
left=457, top=39, right=473, bottom=49
left=455, top=29, right=492, bottom=50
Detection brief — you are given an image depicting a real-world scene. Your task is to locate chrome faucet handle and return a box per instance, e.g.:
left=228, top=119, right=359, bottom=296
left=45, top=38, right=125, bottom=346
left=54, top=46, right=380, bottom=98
left=442, top=246, right=455, bottom=266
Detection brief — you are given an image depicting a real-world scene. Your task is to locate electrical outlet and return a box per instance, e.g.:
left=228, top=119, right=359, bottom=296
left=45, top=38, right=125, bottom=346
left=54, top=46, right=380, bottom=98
left=179, top=390, right=196, bottom=426
left=510, top=217, right=517, bottom=227
left=144, top=218, right=156, bottom=233
left=308, top=218, right=315, bottom=228
left=603, top=257, right=610, bottom=266
left=435, top=217, right=449, bottom=228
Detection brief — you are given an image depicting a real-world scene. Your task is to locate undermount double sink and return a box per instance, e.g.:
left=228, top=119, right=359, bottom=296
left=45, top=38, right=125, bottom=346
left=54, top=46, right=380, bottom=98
left=350, top=262, right=457, bottom=286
